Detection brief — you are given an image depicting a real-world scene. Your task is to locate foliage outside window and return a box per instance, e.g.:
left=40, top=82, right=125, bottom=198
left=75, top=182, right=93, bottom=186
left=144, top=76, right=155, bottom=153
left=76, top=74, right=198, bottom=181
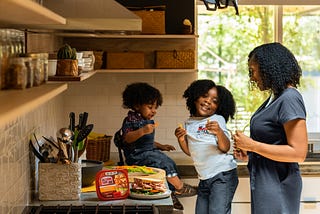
left=198, top=5, right=320, bottom=132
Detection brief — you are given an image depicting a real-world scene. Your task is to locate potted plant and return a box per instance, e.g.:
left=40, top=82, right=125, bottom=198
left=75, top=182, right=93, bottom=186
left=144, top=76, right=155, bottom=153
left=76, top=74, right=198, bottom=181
left=56, top=44, right=78, bottom=76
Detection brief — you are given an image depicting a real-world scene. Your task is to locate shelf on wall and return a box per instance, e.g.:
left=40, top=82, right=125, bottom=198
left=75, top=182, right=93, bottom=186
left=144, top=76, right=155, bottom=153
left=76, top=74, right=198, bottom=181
left=48, top=71, right=97, bottom=82
left=0, top=83, right=67, bottom=128
left=54, top=33, right=198, bottom=39
left=0, top=0, right=66, bottom=26
left=96, top=69, right=198, bottom=73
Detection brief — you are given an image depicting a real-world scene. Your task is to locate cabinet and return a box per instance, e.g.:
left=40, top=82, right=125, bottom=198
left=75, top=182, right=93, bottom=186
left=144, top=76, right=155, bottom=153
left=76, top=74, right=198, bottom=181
left=61, top=33, right=198, bottom=73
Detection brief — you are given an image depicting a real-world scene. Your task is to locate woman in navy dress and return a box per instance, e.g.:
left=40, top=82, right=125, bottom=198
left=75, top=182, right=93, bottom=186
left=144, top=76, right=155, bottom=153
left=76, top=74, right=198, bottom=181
left=233, top=43, right=308, bottom=214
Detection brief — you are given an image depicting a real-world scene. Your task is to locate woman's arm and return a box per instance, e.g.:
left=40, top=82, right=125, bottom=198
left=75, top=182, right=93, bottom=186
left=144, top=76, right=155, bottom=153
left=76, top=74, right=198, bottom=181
left=234, top=119, right=308, bottom=162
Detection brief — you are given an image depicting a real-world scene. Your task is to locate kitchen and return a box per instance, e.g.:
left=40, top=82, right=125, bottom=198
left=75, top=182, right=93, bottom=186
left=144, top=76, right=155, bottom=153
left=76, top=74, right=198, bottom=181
left=1, top=0, right=320, bottom=214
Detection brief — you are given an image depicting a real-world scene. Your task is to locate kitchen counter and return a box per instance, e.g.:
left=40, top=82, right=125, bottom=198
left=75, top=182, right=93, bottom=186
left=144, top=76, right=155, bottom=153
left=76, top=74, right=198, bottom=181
left=30, top=191, right=173, bottom=207
left=163, top=152, right=320, bottom=177
left=109, top=152, right=320, bottom=178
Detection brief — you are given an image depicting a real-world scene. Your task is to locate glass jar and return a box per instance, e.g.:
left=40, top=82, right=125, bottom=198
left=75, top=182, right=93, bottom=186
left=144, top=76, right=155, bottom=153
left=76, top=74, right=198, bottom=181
left=23, top=57, right=33, bottom=88
left=6, top=57, right=27, bottom=89
left=81, top=51, right=95, bottom=72
left=41, top=53, right=49, bottom=82
left=27, top=53, right=43, bottom=86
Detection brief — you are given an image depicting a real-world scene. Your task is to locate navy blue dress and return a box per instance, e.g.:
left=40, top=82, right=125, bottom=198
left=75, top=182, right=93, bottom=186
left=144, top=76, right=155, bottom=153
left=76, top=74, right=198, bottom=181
left=248, top=88, right=306, bottom=214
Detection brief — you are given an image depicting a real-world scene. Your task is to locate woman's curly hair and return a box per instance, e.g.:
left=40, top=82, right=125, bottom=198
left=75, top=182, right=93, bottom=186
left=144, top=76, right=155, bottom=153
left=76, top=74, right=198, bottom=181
left=122, top=82, right=163, bottom=109
left=183, top=79, right=236, bottom=122
left=248, top=42, right=302, bottom=95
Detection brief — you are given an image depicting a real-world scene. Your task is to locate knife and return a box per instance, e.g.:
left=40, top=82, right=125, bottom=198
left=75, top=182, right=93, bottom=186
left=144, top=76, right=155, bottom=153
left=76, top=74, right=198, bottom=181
left=69, top=112, right=75, bottom=132
left=81, top=112, right=88, bottom=130
left=78, top=113, right=84, bottom=130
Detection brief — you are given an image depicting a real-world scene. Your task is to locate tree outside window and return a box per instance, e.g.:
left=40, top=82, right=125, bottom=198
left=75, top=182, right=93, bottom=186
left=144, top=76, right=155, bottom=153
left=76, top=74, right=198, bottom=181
left=198, top=5, right=320, bottom=132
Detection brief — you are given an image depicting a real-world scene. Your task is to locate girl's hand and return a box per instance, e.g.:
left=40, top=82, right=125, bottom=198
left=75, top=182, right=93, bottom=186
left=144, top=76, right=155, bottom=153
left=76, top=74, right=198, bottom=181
left=174, top=126, right=187, bottom=143
left=175, top=125, right=190, bottom=156
left=206, top=120, right=222, bottom=135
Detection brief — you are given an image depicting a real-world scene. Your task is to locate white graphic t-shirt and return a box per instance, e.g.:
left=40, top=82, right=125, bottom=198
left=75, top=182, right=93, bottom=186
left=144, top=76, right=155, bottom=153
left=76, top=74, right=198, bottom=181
left=185, top=114, right=237, bottom=180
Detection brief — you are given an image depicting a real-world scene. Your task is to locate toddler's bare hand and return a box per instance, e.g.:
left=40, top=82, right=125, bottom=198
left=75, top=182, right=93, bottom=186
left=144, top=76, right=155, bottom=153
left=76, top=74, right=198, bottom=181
left=160, top=144, right=176, bottom=151
left=143, top=124, right=155, bottom=134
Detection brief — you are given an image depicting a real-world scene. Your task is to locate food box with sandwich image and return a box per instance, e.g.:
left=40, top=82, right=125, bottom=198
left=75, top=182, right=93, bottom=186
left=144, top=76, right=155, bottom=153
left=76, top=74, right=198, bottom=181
left=96, top=166, right=171, bottom=200
left=95, top=169, right=129, bottom=200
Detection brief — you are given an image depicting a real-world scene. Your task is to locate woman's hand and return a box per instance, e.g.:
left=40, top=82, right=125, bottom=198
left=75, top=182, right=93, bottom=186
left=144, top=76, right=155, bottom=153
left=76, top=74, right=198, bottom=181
left=233, top=130, right=255, bottom=152
left=233, top=147, right=248, bottom=161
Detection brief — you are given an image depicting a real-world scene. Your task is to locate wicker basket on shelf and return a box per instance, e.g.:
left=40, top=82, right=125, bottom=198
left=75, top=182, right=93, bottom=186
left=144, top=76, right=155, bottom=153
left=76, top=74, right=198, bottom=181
left=155, top=50, right=195, bottom=69
left=86, top=134, right=112, bottom=162
left=129, top=6, right=166, bottom=35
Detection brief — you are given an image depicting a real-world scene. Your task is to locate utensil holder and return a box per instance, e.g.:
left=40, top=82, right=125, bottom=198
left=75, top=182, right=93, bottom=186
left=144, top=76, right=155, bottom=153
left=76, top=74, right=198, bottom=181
left=38, top=163, right=81, bottom=200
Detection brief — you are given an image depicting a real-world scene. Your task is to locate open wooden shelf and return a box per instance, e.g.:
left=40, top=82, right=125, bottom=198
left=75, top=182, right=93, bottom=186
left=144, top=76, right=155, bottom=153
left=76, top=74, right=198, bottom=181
left=48, top=71, right=97, bottom=82
left=0, top=0, right=66, bottom=26
left=55, top=33, right=198, bottom=39
left=97, top=69, right=198, bottom=73
left=0, top=83, right=67, bottom=128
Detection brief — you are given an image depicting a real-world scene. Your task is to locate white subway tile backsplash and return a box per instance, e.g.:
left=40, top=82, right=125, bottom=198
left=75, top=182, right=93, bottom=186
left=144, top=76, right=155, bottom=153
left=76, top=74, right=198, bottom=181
left=0, top=95, right=64, bottom=213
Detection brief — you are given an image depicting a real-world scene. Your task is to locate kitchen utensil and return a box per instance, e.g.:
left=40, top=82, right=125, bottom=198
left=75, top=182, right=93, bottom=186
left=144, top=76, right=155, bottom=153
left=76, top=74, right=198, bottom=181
left=57, top=128, right=74, bottom=143
left=74, top=124, right=94, bottom=162
left=78, top=113, right=84, bottom=130
left=77, top=124, right=94, bottom=143
left=57, top=128, right=74, bottom=161
left=69, top=112, right=75, bottom=132
left=29, top=139, right=45, bottom=162
left=42, top=136, right=59, bottom=150
left=33, top=133, right=41, bottom=148
left=81, top=112, right=88, bottom=129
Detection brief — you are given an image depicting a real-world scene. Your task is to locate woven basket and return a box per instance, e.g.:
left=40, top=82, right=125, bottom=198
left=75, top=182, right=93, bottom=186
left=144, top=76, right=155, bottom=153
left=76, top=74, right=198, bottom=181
left=86, top=135, right=112, bottom=162
left=56, top=59, right=78, bottom=76
left=155, top=50, right=195, bottom=69
left=130, top=6, right=165, bottom=35
left=107, top=52, right=145, bottom=69
left=38, top=163, right=81, bottom=200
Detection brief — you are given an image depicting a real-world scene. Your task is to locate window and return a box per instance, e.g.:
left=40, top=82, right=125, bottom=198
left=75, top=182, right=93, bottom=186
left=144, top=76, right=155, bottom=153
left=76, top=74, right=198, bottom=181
left=197, top=2, right=320, bottom=132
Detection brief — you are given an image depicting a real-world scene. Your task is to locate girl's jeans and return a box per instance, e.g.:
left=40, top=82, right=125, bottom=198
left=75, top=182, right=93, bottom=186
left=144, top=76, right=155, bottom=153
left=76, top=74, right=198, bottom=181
left=196, top=168, right=238, bottom=214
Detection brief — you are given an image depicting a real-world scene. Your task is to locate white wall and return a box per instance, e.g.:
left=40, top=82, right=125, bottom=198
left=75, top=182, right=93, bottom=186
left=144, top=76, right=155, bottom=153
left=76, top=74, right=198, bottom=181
left=62, top=72, right=198, bottom=153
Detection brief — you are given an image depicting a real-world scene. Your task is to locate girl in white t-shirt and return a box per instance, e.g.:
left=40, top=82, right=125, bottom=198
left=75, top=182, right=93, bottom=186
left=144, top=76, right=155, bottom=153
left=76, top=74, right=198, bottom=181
left=175, top=79, right=238, bottom=214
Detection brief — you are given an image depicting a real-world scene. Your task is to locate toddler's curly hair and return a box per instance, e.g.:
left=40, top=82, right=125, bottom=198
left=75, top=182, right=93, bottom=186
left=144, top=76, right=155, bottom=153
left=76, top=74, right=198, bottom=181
left=122, top=82, right=163, bottom=109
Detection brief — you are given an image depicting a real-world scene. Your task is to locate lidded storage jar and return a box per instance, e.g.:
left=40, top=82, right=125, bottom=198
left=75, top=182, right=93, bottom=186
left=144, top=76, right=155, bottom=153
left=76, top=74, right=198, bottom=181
left=27, top=53, right=43, bottom=86
left=6, top=57, right=28, bottom=89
